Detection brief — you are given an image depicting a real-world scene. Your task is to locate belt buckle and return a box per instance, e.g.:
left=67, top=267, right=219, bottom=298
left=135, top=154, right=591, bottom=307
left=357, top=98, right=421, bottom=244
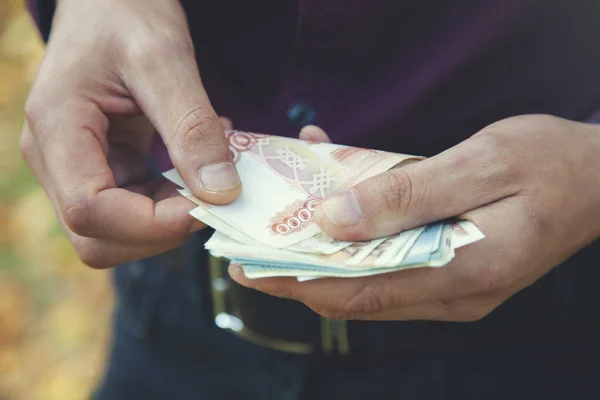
left=208, top=255, right=349, bottom=355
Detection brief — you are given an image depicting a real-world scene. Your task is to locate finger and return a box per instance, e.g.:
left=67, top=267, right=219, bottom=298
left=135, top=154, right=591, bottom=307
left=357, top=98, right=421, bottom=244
left=59, top=193, right=201, bottom=267
left=29, top=100, right=204, bottom=242
left=299, top=125, right=332, bottom=143
left=346, top=293, right=504, bottom=322
left=21, top=124, right=197, bottom=266
left=313, top=134, right=521, bottom=241
left=341, top=302, right=457, bottom=321
left=65, top=184, right=206, bottom=242
left=124, top=41, right=241, bottom=205
left=219, top=116, right=233, bottom=130
left=229, top=264, right=501, bottom=322
left=67, top=233, right=189, bottom=269
left=229, top=263, right=457, bottom=312
left=230, top=199, right=529, bottom=315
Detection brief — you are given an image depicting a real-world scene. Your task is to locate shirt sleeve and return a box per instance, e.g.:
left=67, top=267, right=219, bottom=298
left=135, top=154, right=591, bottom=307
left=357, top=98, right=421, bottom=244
left=25, top=0, right=55, bottom=43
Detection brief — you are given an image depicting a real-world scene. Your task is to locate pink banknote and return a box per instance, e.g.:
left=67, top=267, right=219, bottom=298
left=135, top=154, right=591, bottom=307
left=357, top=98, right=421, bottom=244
left=164, top=130, right=423, bottom=248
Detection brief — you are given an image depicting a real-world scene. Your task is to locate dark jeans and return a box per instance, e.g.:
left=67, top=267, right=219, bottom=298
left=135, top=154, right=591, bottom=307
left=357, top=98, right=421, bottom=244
left=93, top=234, right=600, bottom=400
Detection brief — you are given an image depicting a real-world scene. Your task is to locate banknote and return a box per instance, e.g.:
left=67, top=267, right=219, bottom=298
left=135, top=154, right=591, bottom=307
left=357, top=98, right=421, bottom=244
left=234, top=223, right=452, bottom=279
left=228, top=221, right=469, bottom=280
left=206, top=231, right=379, bottom=270
left=286, top=231, right=352, bottom=255
left=203, top=218, right=480, bottom=280
left=292, top=226, right=441, bottom=281
left=206, top=232, right=384, bottom=271
left=373, top=228, right=425, bottom=266
left=183, top=193, right=345, bottom=252
left=164, top=130, right=423, bottom=248
left=165, top=131, right=485, bottom=281
left=206, top=220, right=470, bottom=279
left=449, top=220, right=485, bottom=248
left=392, top=223, right=444, bottom=266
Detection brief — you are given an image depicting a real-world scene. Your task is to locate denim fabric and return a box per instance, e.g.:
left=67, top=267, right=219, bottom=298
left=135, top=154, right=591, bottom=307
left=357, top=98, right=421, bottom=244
left=93, top=235, right=309, bottom=400
left=92, top=234, right=600, bottom=400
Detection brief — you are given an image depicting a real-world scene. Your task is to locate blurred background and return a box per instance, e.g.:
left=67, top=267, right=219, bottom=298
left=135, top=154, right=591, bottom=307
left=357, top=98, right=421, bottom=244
left=0, top=1, right=113, bottom=399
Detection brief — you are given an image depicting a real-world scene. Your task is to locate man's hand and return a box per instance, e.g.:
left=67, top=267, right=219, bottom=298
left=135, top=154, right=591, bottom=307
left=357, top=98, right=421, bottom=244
left=230, top=116, right=600, bottom=321
left=20, top=0, right=240, bottom=268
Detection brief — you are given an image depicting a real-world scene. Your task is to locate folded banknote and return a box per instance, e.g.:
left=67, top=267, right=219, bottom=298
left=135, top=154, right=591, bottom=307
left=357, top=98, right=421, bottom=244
left=164, top=130, right=484, bottom=281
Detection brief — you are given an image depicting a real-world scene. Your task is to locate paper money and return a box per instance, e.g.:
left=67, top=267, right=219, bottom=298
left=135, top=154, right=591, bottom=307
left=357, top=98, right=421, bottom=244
left=220, top=222, right=455, bottom=280
left=164, top=130, right=422, bottom=248
left=164, top=130, right=484, bottom=281
left=179, top=188, right=353, bottom=254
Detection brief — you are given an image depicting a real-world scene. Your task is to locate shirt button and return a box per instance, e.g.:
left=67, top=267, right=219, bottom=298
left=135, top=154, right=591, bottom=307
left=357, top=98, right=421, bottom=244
left=286, top=101, right=316, bottom=130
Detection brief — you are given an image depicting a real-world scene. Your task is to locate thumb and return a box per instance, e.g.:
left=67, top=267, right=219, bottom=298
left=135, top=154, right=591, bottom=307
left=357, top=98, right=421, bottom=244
left=313, top=138, right=520, bottom=241
left=125, top=41, right=241, bottom=205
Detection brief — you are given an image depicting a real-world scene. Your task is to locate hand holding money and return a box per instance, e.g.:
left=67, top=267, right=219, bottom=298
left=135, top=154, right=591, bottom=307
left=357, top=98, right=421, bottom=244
left=210, top=117, right=600, bottom=322
left=164, top=126, right=486, bottom=283
left=20, top=0, right=240, bottom=268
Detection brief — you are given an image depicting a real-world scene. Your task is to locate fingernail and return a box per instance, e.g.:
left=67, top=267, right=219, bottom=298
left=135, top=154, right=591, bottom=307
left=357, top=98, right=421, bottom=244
left=199, top=162, right=240, bottom=192
left=321, top=189, right=363, bottom=227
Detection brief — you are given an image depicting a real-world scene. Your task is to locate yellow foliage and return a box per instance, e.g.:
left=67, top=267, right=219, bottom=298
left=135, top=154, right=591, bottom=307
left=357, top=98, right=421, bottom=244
left=0, top=277, right=34, bottom=347
left=0, top=3, right=113, bottom=400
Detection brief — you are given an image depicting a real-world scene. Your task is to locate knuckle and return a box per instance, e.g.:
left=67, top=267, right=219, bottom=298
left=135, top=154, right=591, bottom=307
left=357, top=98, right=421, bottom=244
left=305, top=284, right=391, bottom=321
left=330, top=284, right=390, bottom=319
left=24, top=93, right=46, bottom=129
left=62, top=199, right=96, bottom=237
left=71, top=238, right=108, bottom=269
left=19, top=132, right=35, bottom=164
left=470, top=134, right=522, bottom=186
left=375, top=168, right=414, bottom=216
left=470, top=130, right=505, bottom=156
left=176, top=107, right=223, bottom=146
left=471, top=134, right=505, bottom=164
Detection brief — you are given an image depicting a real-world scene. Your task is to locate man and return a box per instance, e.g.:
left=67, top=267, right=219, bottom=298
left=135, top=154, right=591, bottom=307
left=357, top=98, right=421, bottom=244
left=24, top=0, right=600, bottom=399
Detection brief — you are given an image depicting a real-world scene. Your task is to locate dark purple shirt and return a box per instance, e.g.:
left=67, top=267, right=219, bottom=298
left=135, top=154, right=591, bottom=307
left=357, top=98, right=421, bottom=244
left=29, top=1, right=600, bottom=171
left=26, top=0, right=600, bottom=342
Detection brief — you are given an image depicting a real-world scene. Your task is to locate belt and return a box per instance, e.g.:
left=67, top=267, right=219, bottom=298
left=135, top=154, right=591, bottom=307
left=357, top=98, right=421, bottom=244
left=204, top=255, right=598, bottom=359
left=208, top=255, right=344, bottom=355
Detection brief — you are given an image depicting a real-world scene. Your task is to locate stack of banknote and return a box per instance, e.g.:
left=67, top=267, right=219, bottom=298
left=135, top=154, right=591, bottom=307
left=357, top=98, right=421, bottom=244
left=164, top=130, right=484, bottom=281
